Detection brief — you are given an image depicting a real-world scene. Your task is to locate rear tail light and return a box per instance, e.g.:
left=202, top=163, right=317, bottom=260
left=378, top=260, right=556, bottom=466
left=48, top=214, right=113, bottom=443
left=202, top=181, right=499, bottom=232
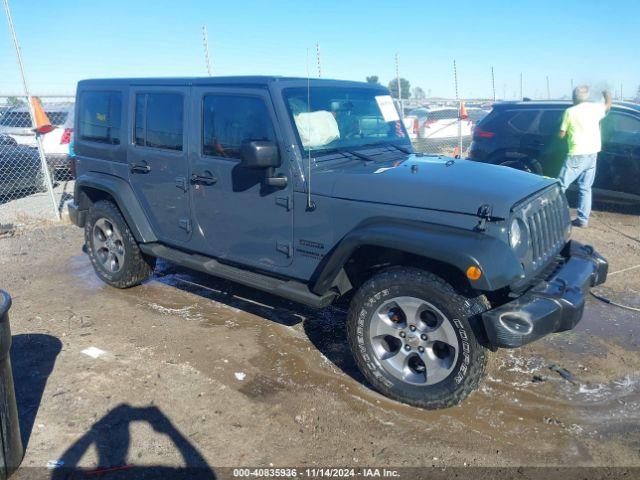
left=60, top=128, right=73, bottom=145
left=413, top=118, right=419, bottom=135
left=424, top=119, right=436, bottom=128
left=474, top=127, right=494, bottom=139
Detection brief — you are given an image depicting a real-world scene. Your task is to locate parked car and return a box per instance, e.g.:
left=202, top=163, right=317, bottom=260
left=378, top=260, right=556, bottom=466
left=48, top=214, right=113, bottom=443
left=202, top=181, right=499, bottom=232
left=0, top=134, right=48, bottom=198
left=468, top=101, right=640, bottom=202
left=0, top=103, right=75, bottom=179
left=68, top=77, right=607, bottom=409
left=404, top=107, right=473, bottom=140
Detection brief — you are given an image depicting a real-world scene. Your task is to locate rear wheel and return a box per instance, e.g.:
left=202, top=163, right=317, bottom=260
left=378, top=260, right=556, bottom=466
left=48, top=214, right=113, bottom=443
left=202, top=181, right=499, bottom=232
left=346, top=267, right=489, bottom=409
left=85, top=200, right=155, bottom=288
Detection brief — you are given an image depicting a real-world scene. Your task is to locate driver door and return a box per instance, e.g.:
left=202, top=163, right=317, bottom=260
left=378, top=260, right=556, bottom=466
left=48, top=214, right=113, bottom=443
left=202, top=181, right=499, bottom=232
left=188, top=87, right=294, bottom=268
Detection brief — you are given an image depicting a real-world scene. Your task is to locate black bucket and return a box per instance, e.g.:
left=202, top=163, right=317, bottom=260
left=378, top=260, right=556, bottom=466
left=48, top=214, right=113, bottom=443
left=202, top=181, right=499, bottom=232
left=0, top=291, right=23, bottom=479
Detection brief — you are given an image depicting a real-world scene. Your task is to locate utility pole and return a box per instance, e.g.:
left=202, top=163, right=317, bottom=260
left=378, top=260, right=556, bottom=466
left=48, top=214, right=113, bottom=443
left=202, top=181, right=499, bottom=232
left=491, top=66, right=496, bottom=102
left=520, top=73, right=523, bottom=100
left=570, top=78, right=574, bottom=92
left=202, top=25, right=213, bottom=76
left=3, top=0, right=59, bottom=219
left=620, top=83, right=623, bottom=100
left=546, top=76, right=551, bottom=99
left=316, top=42, right=321, bottom=78
left=454, top=60, right=462, bottom=156
left=395, top=53, right=403, bottom=118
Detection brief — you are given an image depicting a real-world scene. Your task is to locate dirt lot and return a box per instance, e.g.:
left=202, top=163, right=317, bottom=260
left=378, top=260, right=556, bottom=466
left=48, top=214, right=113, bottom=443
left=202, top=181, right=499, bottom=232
left=1, top=202, right=639, bottom=477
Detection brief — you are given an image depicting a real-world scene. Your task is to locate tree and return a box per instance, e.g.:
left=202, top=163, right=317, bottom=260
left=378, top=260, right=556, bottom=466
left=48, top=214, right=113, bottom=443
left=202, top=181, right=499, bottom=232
left=388, top=78, right=411, bottom=100
left=366, top=76, right=380, bottom=85
left=412, top=87, right=426, bottom=101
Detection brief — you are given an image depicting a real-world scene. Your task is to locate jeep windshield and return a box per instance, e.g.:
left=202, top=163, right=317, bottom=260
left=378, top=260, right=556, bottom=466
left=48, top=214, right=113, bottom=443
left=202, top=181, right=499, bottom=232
left=283, top=86, right=411, bottom=154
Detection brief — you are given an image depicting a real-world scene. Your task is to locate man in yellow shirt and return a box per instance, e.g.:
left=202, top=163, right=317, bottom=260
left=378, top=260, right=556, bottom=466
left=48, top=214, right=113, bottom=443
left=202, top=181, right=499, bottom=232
left=558, top=85, right=612, bottom=227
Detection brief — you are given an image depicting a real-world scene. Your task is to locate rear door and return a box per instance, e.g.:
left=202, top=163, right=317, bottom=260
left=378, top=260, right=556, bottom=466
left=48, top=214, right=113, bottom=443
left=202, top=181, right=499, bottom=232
left=598, top=111, right=640, bottom=197
left=128, top=87, right=192, bottom=246
left=189, top=86, right=294, bottom=268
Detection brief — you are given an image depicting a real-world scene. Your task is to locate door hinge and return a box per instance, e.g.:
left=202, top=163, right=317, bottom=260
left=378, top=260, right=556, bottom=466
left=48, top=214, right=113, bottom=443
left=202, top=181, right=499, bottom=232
left=175, top=176, right=188, bottom=192
left=276, top=241, right=292, bottom=257
left=179, top=218, right=192, bottom=233
left=276, top=195, right=290, bottom=211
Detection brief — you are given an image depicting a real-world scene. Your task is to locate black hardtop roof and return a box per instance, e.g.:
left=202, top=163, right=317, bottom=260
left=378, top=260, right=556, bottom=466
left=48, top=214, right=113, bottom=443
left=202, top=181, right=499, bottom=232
left=77, top=76, right=386, bottom=90
left=492, top=100, right=639, bottom=114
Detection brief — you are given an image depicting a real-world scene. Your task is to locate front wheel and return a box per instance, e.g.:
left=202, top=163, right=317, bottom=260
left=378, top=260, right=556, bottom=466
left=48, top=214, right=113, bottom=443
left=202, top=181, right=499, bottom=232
left=346, top=267, right=490, bottom=409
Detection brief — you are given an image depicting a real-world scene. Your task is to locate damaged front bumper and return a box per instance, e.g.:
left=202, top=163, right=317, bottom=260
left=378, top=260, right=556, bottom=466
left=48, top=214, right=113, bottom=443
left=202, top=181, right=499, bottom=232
left=482, top=241, right=608, bottom=348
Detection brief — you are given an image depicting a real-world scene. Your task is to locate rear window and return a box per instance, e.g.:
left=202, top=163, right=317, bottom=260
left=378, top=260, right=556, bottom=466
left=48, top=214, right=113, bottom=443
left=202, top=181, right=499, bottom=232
left=0, top=111, right=31, bottom=127
left=79, top=91, right=122, bottom=145
left=430, top=109, right=458, bottom=120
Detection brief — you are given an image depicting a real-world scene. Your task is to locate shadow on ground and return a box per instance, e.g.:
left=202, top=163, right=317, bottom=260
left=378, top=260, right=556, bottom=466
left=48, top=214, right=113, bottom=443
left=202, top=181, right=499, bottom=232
left=11, top=333, right=62, bottom=451
left=50, top=404, right=215, bottom=479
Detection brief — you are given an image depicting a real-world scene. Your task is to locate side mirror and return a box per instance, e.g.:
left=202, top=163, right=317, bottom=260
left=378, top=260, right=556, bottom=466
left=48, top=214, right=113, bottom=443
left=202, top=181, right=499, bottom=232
left=240, top=140, right=287, bottom=188
left=240, top=140, right=281, bottom=169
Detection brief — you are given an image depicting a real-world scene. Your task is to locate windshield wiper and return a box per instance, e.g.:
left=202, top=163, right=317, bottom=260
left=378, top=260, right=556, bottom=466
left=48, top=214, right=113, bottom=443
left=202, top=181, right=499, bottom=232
left=312, top=147, right=377, bottom=162
left=359, top=141, right=415, bottom=155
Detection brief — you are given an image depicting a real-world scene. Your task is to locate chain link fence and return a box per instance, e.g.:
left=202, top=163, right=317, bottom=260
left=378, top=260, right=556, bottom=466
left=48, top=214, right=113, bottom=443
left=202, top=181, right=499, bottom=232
left=402, top=102, right=491, bottom=157
left=0, top=95, right=75, bottom=228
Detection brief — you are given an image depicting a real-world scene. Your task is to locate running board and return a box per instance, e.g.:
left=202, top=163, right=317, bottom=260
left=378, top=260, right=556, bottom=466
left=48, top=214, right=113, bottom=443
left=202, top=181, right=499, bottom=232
left=139, top=243, right=337, bottom=308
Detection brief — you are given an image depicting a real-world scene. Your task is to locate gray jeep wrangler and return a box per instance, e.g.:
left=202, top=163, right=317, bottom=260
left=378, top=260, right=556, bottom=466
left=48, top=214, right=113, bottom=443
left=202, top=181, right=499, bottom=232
left=68, top=77, right=608, bottom=409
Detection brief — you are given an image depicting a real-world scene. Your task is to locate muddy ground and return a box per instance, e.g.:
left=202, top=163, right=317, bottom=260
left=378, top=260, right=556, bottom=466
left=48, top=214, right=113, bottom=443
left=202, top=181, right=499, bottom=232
left=0, top=201, right=639, bottom=476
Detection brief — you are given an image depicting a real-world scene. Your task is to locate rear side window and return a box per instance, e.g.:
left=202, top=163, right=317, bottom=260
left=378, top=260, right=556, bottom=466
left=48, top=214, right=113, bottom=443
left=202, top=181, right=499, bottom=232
left=134, top=93, right=183, bottom=151
left=507, top=110, right=538, bottom=133
left=79, top=91, right=122, bottom=145
left=537, top=110, right=563, bottom=135
left=202, top=95, right=275, bottom=159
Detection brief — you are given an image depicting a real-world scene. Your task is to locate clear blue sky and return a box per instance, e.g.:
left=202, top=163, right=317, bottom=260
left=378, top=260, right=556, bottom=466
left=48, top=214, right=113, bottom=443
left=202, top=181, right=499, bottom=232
left=1, top=0, right=638, bottom=99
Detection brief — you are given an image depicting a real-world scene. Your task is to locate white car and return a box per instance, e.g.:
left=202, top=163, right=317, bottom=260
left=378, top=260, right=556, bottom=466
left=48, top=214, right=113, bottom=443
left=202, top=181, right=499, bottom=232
left=0, top=103, right=75, bottom=178
left=404, top=107, right=473, bottom=140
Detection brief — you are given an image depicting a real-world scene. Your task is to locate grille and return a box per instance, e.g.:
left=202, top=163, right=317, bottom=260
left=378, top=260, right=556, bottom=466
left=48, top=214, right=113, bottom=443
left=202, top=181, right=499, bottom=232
left=524, top=187, right=568, bottom=268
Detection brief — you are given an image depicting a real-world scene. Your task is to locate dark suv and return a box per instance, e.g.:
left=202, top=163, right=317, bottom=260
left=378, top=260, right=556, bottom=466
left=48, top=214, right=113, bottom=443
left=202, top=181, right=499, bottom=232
left=469, top=101, right=640, bottom=202
left=68, top=77, right=607, bottom=409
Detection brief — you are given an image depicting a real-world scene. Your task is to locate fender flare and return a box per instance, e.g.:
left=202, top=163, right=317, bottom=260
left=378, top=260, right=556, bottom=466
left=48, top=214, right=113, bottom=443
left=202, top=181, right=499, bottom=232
left=74, top=172, right=157, bottom=243
left=309, top=218, right=521, bottom=295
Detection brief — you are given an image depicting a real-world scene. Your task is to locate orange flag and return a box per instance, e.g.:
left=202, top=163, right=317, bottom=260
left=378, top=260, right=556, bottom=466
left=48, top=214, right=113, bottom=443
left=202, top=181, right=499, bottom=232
left=31, top=97, right=53, bottom=134
left=459, top=102, right=468, bottom=120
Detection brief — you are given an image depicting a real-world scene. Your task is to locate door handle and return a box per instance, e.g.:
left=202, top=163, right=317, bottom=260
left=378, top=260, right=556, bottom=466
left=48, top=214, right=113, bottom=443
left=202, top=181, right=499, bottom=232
left=190, top=173, right=217, bottom=186
left=130, top=163, right=151, bottom=174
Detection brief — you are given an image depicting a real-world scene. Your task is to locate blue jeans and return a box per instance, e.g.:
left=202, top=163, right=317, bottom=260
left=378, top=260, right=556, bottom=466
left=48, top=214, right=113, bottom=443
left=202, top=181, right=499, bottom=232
left=557, top=153, right=597, bottom=224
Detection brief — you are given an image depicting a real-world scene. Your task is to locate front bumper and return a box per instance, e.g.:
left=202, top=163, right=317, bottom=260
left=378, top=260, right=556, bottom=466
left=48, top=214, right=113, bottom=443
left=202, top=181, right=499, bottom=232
left=482, top=241, right=608, bottom=348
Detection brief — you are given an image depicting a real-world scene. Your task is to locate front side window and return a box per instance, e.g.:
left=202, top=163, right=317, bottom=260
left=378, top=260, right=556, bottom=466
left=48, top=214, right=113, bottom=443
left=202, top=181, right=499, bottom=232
left=202, top=95, right=275, bottom=159
left=283, top=87, right=409, bottom=153
left=79, top=91, right=122, bottom=144
left=134, top=93, right=183, bottom=151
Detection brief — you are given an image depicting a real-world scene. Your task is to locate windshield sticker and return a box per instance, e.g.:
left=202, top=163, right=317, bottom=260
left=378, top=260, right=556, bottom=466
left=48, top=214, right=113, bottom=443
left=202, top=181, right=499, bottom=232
left=375, top=95, right=400, bottom=122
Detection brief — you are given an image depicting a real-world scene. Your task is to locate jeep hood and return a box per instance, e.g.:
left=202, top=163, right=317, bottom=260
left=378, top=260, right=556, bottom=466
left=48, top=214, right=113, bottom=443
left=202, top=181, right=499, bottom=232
left=310, top=155, right=557, bottom=219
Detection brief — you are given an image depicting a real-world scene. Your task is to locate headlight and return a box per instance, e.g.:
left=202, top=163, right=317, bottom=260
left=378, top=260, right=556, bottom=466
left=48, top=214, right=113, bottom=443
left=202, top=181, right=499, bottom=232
left=509, top=218, right=522, bottom=249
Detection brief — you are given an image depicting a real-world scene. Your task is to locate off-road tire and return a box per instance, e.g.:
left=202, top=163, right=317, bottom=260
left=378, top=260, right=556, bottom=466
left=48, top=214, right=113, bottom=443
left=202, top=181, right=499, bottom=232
left=346, top=267, right=490, bottom=409
left=85, top=200, right=155, bottom=288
